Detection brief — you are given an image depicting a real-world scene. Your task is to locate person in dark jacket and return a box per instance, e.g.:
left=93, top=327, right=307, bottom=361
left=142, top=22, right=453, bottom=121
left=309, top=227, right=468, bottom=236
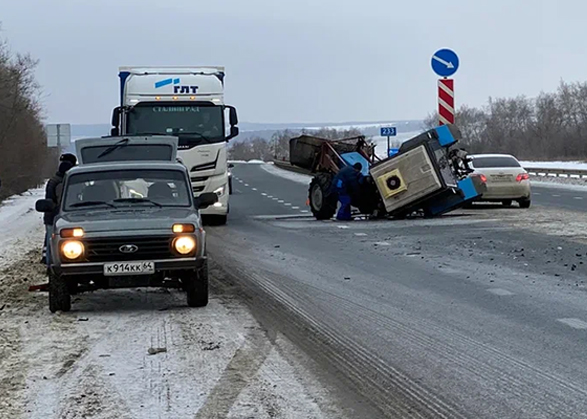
left=331, top=162, right=364, bottom=221
left=41, top=155, right=76, bottom=265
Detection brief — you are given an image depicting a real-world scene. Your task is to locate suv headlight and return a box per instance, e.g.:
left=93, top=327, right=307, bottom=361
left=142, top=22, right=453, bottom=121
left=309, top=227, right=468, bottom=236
left=61, top=240, right=84, bottom=260
left=173, top=236, right=196, bottom=255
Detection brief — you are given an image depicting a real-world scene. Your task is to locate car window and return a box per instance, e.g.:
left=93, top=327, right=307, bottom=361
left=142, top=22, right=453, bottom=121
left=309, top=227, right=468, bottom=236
left=472, top=156, right=521, bottom=168
left=63, top=169, right=192, bottom=210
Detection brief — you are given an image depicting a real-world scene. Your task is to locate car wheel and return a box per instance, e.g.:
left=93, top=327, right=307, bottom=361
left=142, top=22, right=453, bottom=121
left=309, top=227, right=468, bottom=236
left=49, top=272, right=71, bottom=313
left=502, top=200, right=513, bottom=207
left=518, top=198, right=531, bottom=208
left=186, top=261, right=209, bottom=308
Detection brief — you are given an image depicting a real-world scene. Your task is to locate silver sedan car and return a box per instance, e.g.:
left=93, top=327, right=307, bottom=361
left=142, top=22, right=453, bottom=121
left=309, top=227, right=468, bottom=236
left=468, top=154, right=531, bottom=208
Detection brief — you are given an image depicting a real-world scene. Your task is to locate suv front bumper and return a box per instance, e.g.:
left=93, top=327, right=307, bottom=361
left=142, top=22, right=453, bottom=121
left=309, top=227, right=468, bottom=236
left=54, top=257, right=205, bottom=277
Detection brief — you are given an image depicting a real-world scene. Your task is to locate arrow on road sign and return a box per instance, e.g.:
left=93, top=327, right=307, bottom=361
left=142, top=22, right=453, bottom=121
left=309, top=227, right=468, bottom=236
left=432, top=55, right=455, bottom=69
left=431, top=48, right=459, bottom=77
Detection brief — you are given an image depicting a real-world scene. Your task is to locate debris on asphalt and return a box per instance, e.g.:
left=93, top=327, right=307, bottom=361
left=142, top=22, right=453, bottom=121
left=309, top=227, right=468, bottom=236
left=147, top=347, right=167, bottom=355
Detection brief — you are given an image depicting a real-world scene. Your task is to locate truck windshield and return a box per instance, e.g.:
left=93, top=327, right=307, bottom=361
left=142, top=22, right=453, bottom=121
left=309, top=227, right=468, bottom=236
left=126, top=104, right=225, bottom=147
left=63, top=169, right=192, bottom=210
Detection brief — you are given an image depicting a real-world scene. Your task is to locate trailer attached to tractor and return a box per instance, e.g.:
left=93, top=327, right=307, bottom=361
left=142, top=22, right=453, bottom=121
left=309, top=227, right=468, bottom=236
left=289, top=124, right=486, bottom=220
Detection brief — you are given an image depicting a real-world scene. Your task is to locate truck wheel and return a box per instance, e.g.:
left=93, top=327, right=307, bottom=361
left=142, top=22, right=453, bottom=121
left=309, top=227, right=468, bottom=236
left=186, top=261, right=209, bottom=308
left=49, top=272, right=71, bottom=313
left=309, top=173, right=337, bottom=220
left=229, top=178, right=233, bottom=195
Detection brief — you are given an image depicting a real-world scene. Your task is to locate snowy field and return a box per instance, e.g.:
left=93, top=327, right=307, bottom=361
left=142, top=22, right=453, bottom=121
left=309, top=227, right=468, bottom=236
left=0, top=189, right=347, bottom=418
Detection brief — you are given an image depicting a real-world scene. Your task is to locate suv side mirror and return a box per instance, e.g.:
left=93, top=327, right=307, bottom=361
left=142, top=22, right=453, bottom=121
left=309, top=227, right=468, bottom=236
left=36, top=199, right=56, bottom=213
left=110, top=127, right=119, bottom=136
left=195, top=192, right=218, bottom=209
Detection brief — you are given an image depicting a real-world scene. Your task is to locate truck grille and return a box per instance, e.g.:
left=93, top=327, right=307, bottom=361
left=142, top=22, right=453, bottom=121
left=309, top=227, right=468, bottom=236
left=82, top=236, right=174, bottom=262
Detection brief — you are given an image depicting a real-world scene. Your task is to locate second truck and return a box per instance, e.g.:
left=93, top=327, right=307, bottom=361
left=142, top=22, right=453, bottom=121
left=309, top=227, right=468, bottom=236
left=110, top=66, right=239, bottom=225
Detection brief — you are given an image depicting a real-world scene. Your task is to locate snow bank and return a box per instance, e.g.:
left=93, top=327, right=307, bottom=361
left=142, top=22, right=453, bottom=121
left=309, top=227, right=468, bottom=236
left=0, top=187, right=44, bottom=268
left=261, top=164, right=311, bottom=185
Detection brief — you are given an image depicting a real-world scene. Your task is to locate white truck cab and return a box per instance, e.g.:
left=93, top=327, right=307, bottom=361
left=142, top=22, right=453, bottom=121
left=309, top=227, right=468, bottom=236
left=111, top=67, right=239, bottom=225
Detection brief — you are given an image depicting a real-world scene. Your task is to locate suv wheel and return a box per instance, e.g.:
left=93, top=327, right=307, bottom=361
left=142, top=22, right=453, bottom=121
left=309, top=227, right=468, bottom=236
left=185, top=261, right=209, bottom=307
left=49, top=272, right=71, bottom=313
left=518, top=198, right=531, bottom=208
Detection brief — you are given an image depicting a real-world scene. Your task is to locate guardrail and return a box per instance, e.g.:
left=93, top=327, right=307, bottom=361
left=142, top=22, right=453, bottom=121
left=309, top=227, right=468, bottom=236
left=524, top=167, right=587, bottom=180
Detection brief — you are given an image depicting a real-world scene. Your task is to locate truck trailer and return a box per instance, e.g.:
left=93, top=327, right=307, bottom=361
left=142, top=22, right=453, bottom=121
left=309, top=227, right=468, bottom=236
left=110, top=67, right=239, bottom=225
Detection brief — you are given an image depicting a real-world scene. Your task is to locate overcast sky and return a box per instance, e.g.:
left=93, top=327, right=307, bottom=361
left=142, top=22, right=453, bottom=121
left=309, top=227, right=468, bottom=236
left=0, top=0, right=584, bottom=125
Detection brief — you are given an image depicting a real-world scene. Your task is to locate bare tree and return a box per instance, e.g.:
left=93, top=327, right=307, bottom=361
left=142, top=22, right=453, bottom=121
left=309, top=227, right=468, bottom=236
left=422, top=80, right=587, bottom=161
left=0, top=30, right=56, bottom=200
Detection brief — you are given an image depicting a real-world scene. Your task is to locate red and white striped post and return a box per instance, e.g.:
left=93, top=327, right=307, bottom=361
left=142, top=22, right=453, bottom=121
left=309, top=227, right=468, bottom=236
left=438, top=78, right=455, bottom=125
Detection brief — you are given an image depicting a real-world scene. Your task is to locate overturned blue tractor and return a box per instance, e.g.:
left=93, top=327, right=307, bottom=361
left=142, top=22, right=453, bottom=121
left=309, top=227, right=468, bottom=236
left=288, top=124, right=487, bottom=220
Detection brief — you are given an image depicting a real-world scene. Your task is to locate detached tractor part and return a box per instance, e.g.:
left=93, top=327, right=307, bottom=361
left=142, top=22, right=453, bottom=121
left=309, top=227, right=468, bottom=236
left=308, top=173, right=337, bottom=220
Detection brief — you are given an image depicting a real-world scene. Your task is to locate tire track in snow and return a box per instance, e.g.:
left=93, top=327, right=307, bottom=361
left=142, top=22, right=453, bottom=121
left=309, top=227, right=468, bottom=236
left=194, top=327, right=274, bottom=419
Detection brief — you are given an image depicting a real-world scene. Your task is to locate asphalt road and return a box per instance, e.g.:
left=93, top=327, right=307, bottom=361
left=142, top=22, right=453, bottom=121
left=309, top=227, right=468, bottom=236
left=531, top=183, right=586, bottom=211
left=208, top=163, right=587, bottom=418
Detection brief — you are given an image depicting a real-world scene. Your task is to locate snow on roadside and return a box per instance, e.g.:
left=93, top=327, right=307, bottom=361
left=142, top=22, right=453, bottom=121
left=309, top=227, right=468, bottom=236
left=530, top=177, right=587, bottom=191
left=261, top=163, right=312, bottom=185
left=0, top=190, right=347, bottom=418
left=0, top=187, right=45, bottom=269
left=521, top=161, right=587, bottom=170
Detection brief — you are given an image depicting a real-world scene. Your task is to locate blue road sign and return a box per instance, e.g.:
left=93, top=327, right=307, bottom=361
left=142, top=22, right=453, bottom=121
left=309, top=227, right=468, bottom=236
left=380, top=127, right=397, bottom=137
left=389, top=148, right=399, bottom=157
left=431, top=49, right=459, bottom=77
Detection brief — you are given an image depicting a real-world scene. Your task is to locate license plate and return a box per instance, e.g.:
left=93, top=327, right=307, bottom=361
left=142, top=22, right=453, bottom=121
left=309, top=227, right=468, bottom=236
left=491, top=175, right=513, bottom=183
left=103, top=261, right=155, bottom=276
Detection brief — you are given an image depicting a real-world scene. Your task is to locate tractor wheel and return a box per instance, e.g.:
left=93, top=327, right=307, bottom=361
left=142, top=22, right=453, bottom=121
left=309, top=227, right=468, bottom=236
left=309, top=173, right=337, bottom=220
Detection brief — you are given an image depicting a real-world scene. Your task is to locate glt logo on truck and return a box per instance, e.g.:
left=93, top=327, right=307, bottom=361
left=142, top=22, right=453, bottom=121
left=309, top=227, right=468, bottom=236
left=154, top=78, right=199, bottom=94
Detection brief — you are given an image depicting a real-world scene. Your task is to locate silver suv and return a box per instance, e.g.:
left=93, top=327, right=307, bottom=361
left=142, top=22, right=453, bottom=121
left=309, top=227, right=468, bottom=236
left=36, top=136, right=217, bottom=312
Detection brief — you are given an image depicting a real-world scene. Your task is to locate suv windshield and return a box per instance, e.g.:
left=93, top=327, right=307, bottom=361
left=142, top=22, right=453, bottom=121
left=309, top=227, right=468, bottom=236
left=472, top=156, right=521, bottom=168
left=126, top=104, right=225, bottom=148
left=63, top=169, right=192, bottom=211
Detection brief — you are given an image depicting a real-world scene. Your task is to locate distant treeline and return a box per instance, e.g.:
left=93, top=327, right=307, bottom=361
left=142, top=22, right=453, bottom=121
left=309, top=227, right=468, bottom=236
left=0, top=32, right=57, bottom=200
left=425, top=80, right=587, bottom=161
left=229, top=127, right=363, bottom=161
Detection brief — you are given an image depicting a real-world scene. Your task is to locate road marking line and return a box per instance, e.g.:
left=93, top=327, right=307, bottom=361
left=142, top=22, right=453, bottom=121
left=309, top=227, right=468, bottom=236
left=252, top=188, right=257, bottom=191
left=284, top=203, right=292, bottom=206
left=487, top=288, right=514, bottom=296
left=533, top=193, right=541, bottom=196
left=292, top=206, right=300, bottom=209
left=374, top=241, right=390, bottom=246
left=300, top=210, right=309, bottom=213
left=278, top=200, right=284, bottom=203
left=272, top=198, right=279, bottom=201
left=337, top=225, right=349, bottom=229
left=354, top=233, right=368, bottom=237
left=558, top=318, right=587, bottom=329
left=552, top=194, right=560, bottom=197
left=267, top=195, right=273, bottom=198
left=261, top=193, right=267, bottom=196
left=574, top=197, right=583, bottom=200
left=244, top=184, right=249, bottom=187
